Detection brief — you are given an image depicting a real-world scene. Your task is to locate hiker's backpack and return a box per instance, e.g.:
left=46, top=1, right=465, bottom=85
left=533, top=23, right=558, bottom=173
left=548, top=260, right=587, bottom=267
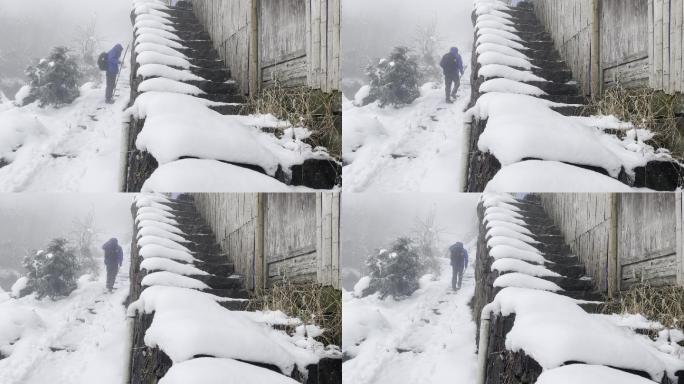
left=97, top=52, right=108, bottom=71
left=450, top=244, right=466, bottom=267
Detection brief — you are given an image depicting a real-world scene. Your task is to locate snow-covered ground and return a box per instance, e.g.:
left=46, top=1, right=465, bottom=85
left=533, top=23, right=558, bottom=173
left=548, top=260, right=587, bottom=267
left=0, top=260, right=130, bottom=384
left=0, top=69, right=129, bottom=192
left=342, top=256, right=477, bottom=384
left=342, top=80, right=470, bottom=193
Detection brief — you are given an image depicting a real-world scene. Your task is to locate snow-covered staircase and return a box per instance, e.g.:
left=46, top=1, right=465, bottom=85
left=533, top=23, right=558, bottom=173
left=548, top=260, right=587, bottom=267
left=474, top=193, right=684, bottom=383
left=124, top=0, right=341, bottom=192
left=466, top=0, right=684, bottom=192
left=127, top=193, right=339, bottom=384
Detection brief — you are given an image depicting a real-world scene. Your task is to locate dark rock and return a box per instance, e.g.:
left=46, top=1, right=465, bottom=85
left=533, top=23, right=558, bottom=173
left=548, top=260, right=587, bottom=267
left=633, top=160, right=684, bottom=191
left=306, top=357, right=342, bottom=384
left=290, top=159, right=341, bottom=189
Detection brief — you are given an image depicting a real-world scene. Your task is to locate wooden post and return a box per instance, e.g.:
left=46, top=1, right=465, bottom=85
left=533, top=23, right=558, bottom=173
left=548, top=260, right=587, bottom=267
left=607, top=193, right=619, bottom=297
left=676, top=192, right=684, bottom=287
left=255, top=193, right=266, bottom=293
left=249, top=0, right=259, bottom=96
left=590, top=0, right=602, bottom=98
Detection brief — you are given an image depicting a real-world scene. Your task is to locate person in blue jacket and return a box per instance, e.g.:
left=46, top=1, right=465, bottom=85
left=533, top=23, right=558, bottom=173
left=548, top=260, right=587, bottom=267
left=103, top=237, right=123, bottom=292
left=105, top=44, right=124, bottom=104
left=449, top=242, right=468, bottom=291
left=440, top=47, right=465, bottom=104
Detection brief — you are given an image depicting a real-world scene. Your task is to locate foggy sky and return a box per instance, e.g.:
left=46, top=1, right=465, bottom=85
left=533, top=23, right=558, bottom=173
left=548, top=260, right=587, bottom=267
left=342, top=0, right=475, bottom=80
left=341, top=193, right=481, bottom=276
left=0, top=194, right=134, bottom=270
left=0, top=0, right=132, bottom=79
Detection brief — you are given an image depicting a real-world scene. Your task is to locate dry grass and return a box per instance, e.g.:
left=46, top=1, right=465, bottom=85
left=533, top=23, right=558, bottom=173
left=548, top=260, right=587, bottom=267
left=250, top=281, right=342, bottom=346
left=587, top=84, right=683, bottom=157
left=247, top=81, right=341, bottom=159
left=602, top=282, right=684, bottom=329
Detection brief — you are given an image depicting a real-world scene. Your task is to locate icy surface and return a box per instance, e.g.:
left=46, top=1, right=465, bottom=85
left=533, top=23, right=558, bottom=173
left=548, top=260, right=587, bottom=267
left=158, top=358, right=300, bottom=384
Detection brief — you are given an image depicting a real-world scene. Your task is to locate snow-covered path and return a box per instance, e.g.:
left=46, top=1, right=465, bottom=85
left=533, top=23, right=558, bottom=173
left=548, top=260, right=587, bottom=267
left=0, top=69, right=130, bottom=192
left=343, top=258, right=477, bottom=384
left=0, top=262, right=130, bottom=384
left=342, top=81, right=470, bottom=193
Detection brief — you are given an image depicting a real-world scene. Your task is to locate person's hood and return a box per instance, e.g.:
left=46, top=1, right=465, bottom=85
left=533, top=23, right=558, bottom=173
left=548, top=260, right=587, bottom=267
left=104, top=238, right=118, bottom=248
left=450, top=47, right=459, bottom=56
left=113, top=44, right=123, bottom=54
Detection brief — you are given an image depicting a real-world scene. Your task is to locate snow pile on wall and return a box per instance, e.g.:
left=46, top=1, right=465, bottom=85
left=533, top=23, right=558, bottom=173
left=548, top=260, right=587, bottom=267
left=478, top=193, right=684, bottom=382
left=467, top=0, right=672, bottom=192
left=129, top=193, right=337, bottom=382
left=128, top=0, right=336, bottom=192
left=0, top=301, right=43, bottom=357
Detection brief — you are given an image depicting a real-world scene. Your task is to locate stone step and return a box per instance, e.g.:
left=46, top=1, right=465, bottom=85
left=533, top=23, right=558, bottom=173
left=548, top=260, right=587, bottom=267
left=578, top=302, right=604, bottom=314
left=551, top=105, right=589, bottom=117
left=218, top=299, right=250, bottom=311
left=177, top=30, right=211, bottom=41
left=561, top=289, right=604, bottom=302
left=530, top=68, right=573, bottom=83
left=192, top=67, right=232, bottom=83
left=543, top=276, right=594, bottom=291
left=182, top=39, right=216, bottom=52
left=544, top=263, right=587, bottom=279
left=191, top=58, right=227, bottom=69
left=205, top=288, right=250, bottom=299
left=197, top=262, right=235, bottom=276
left=210, top=104, right=249, bottom=116
left=191, top=274, right=244, bottom=289
left=197, top=93, right=247, bottom=104
left=186, top=80, right=239, bottom=95
left=540, top=94, right=586, bottom=104
left=526, top=81, right=580, bottom=96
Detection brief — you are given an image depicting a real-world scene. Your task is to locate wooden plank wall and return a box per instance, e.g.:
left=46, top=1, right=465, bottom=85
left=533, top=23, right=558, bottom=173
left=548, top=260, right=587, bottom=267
left=192, top=193, right=259, bottom=290
left=539, top=194, right=612, bottom=291
left=191, top=0, right=340, bottom=93
left=264, top=193, right=318, bottom=286
left=617, top=194, right=678, bottom=289
left=191, top=0, right=252, bottom=94
left=191, top=193, right=340, bottom=290
left=539, top=193, right=683, bottom=292
left=532, top=0, right=593, bottom=95
left=531, top=0, right=683, bottom=95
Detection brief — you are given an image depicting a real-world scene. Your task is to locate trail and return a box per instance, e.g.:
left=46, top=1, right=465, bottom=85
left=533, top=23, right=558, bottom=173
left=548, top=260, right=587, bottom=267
left=0, top=260, right=130, bottom=384
left=0, top=68, right=130, bottom=192
left=343, top=257, right=478, bottom=384
left=342, top=78, right=470, bottom=193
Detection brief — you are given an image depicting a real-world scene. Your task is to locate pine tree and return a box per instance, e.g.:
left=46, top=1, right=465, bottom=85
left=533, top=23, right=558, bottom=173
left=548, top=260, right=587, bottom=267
left=365, top=237, right=422, bottom=299
left=23, top=238, right=79, bottom=300
left=366, top=46, right=421, bottom=108
left=24, top=46, right=82, bottom=107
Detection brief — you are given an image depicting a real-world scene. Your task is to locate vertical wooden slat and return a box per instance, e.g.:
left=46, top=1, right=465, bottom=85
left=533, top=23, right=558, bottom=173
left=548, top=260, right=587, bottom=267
left=649, top=0, right=655, bottom=88
left=315, top=193, right=323, bottom=284
left=671, top=0, right=683, bottom=93
left=305, top=0, right=312, bottom=88
left=331, top=192, right=340, bottom=289
left=675, top=193, right=683, bottom=286
left=654, top=0, right=664, bottom=90
left=319, top=0, right=327, bottom=90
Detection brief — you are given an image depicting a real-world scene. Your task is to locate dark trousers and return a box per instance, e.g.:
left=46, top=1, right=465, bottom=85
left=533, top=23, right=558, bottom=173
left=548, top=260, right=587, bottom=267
left=445, top=74, right=461, bottom=100
left=452, top=266, right=464, bottom=290
left=106, top=263, right=119, bottom=290
left=105, top=71, right=116, bottom=102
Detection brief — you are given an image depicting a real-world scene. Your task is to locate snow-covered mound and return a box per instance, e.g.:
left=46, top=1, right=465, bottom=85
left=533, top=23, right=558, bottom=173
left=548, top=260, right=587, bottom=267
left=343, top=257, right=477, bottom=384
left=343, top=82, right=469, bottom=192
left=0, top=80, right=128, bottom=192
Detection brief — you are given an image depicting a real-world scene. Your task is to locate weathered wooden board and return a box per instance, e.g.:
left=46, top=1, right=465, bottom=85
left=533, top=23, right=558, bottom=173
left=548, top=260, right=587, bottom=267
left=191, top=0, right=340, bottom=93
left=532, top=0, right=683, bottom=94
left=539, top=193, right=681, bottom=292
left=192, top=193, right=340, bottom=289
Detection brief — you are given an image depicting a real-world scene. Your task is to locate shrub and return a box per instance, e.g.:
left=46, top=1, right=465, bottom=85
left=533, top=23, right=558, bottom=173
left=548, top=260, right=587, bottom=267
left=22, top=238, right=79, bottom=300
left=365, top=237, right=423, bottom=299
left=365, top=46, right=421, bottom=108
left=24, top=46, right=82, bottom=107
